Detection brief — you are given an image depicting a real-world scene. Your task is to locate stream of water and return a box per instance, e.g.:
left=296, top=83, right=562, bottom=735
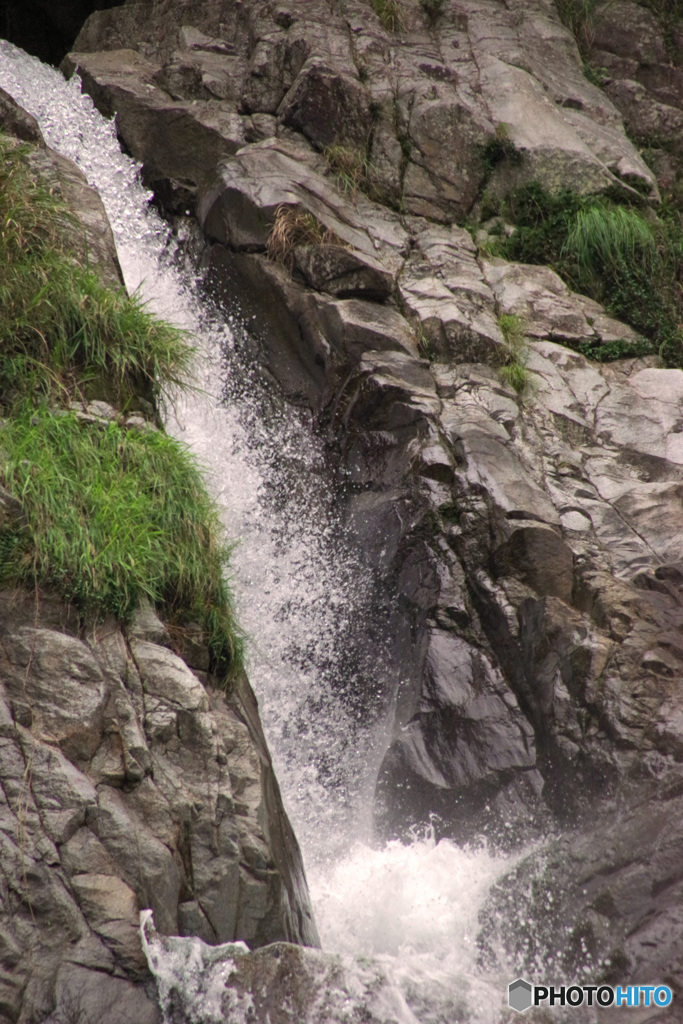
left=0, top=42, right=520, bottom=1024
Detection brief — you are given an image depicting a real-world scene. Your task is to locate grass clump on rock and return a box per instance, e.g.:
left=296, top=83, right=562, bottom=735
left=0, top=131, right=242, bottom=683
left=266, top=205, right=344, bottom=268
left=370, top=0, right=405, bottom=32
left=495, top=184, right=683, bottom=366
left=498, top=313, right=531, bottom=393
left=0, top=132, right=191, bottom=412
left=323, top=143, right=378, bottom=200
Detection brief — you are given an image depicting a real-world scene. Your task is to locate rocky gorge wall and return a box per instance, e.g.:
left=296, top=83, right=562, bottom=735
left=58, top=0, right=683, bottom=1008
left=0, top=90, right=317, bottom=1024
left=1, top=0, right=683, bottom=1018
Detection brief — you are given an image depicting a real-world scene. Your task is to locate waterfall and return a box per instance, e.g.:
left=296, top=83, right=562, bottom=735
left=0, top=42, right=519, bottom=1024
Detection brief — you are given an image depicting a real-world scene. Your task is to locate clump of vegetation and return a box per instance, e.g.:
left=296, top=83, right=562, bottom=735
left=0, top=409, right=242, bottom=677
left=0, top=133, right=191, bottom=413
left=498, top=313, right=531, bottom=393
left=482, top=123, right=523, bottom=178
left=420, top=0, right=447, bottom=25
left=370, top=0, right=405, bottom=33
left=266, top=205, right=345, bottom=268
left=554, top=0, right=598, bottom=55
left=414, top=324, right=435, bottom=361
left=496, top=183, right=682, bottom=366
left=323, top=144, right=377, bottom=199
left=0, top=131, right=242, bottom=683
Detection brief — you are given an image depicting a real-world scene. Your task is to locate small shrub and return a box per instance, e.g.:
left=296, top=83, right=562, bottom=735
left=0, top=408, right=242, bottom=681
left=581, top=61, right=608, bottom=88
left=554, top=0, right=598, bottom=55
left=370, top=0, right=405, bottom=32
left=421, top=0, right=447, bottom=24
left=498, top=183, right=683, bottom=366
left=482, top=123, right=523, bottom=177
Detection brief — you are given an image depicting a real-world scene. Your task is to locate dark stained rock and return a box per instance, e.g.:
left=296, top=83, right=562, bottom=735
left=492, top=524, right=575, bottom=603
left=279, top=61, right=372, bottom=150
left=293, top=244, right=393, bottom=301
left=0, top=85, right=43, bottom=143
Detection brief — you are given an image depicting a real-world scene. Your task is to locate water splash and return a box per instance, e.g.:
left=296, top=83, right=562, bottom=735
left=0, top=38, right=389, bottom=861
left=0, top=41, right=518, bottom=1023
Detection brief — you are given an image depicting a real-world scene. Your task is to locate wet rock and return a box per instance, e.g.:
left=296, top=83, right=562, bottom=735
left=0, top=85, right=43, bottom=143
left=143, top=914, right=422, bottom=1024
left=480, top=776, right=683, bottom=999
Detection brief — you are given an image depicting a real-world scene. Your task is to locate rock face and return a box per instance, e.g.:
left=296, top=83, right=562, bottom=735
left=582, top=0, right=683, bottom=205
left=0, top=591, right=317, bottom=1024
left=67, top=0, right=656, bottom=222
left=56, top=0, right=683, bottom=1004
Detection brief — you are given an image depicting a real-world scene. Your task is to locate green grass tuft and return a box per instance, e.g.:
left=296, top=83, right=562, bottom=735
left=0, top=132, right=193, bottom=412
left=498, top=313, right=531, bottom=393
left=323, top=144, right=378, bottom=200
left=0, top=130, right=242, bottom=685
left=497, top=184, right=682, bottom=366
left=0, top=408, right=242, bottom=681
left=563, top=205, right=657, bottom=276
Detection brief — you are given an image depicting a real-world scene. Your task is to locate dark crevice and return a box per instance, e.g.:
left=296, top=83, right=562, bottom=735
left=0, top=0, right=117, bottom=66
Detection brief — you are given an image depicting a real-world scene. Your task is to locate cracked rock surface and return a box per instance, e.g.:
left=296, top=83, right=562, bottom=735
left=0, top=593, right=317, bottom=1024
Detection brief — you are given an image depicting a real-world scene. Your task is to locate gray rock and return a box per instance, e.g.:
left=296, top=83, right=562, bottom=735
left=20, top=140, right=124, bottom=291
left=62, top=49, right=246, bottom=191
left=293, top=244, right=393, bottom=301
left=72, top=0, right=656, bottom=221
left=0, top=594, right=318, bottom=1023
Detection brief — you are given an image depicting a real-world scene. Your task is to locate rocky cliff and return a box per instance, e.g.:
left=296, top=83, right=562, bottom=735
left=0, top=91, right=317, bottom=1024
left=58, top=0, right=683, bottom=1008
left=1, top=0, right=682, bottom=1018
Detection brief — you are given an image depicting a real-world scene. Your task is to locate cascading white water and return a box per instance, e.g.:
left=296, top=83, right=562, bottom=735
left=0, top=42, right=520, bottom=1023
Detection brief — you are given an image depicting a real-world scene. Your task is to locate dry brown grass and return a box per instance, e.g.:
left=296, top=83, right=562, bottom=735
left=266, top=205, right=345, bottom=268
